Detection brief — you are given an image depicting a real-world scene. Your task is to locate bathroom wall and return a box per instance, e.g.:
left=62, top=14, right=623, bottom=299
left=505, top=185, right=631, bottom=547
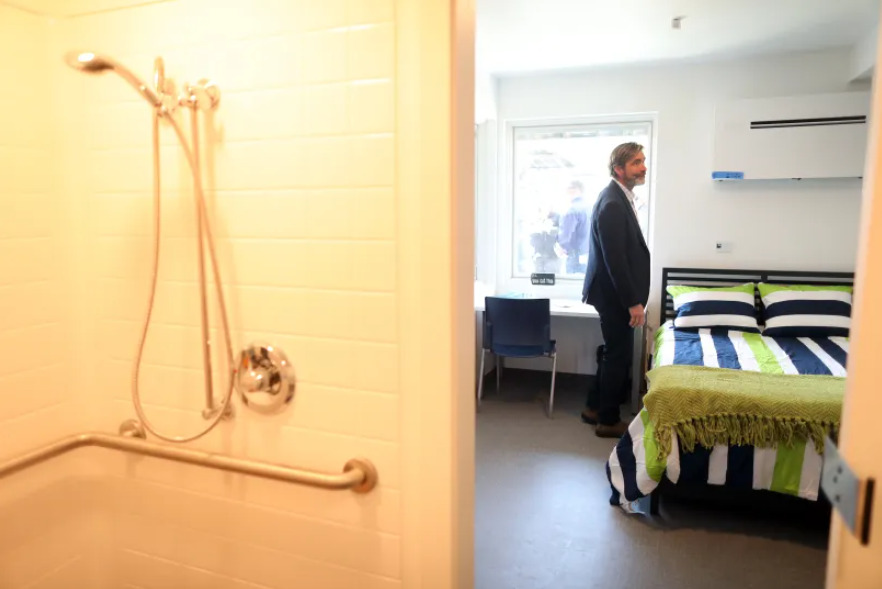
left=0, top=4, right=94, bottom=587
left=53, top=0, right=404, bottom=586
left=0, top=2, right=77, bottom=471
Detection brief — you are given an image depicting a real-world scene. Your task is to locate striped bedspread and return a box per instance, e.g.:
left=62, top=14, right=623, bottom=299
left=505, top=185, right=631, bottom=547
left=607, top=322, right=848, bottom=509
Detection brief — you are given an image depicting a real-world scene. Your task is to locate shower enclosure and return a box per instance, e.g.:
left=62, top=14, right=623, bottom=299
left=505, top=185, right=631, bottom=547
left=0, top=29, right=383, bottom=588
left=0, top=50, right=377, bottom=489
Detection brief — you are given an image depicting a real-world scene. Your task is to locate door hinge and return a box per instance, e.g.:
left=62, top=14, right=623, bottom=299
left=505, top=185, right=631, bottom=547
left=822, top=436, right=875, bottom=545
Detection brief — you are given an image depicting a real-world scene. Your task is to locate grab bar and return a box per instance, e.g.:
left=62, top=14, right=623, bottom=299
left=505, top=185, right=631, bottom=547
left=0, top=432, right=378, bottom=493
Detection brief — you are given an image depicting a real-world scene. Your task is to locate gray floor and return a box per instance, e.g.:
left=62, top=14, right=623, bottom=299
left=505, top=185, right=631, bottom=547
left=475, top=369, right=830, bottom=589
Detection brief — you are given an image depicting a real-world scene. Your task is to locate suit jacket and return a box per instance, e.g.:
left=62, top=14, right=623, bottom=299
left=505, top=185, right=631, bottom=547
left=581, top=180, right=650, bottom=311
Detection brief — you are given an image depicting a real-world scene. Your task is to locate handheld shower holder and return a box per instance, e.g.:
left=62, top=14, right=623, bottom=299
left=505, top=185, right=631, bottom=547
left=151, top=58, right=221, bottom=114
left=181, top=79, right=221, bottom=111
left=153, top=57, right=179, bottom=114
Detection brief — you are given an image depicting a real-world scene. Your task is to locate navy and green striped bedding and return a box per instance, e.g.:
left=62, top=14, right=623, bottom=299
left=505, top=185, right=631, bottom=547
left=653, top=322, right=848, bottom=376
left=607, top=322, right=848, bottom=509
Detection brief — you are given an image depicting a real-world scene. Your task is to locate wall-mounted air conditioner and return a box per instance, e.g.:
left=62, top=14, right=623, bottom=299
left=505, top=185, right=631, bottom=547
left=712, top=92, right=871, bottom=181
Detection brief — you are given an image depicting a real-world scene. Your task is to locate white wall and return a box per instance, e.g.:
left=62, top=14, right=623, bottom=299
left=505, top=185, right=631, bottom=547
left=475, top=70, right=497, bottom=123
left=850, top=25, right=878, bottom=81
left=482, top=48, right=869, bottom=373
left=54, top=0, right=404, bottom=584
left=0, top=4, right=93, bottom=586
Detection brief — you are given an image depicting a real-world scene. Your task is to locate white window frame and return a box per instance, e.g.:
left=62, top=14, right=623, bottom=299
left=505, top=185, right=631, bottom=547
left=497, top=113, right=658, bottom=299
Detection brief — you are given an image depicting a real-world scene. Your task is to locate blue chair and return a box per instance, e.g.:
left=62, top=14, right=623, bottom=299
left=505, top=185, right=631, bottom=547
left=478, top=297, right=558, bottom=417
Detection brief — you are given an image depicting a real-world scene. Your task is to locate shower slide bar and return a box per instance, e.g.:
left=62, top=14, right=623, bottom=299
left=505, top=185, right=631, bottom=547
left=0, top=430, right=378, bottom=493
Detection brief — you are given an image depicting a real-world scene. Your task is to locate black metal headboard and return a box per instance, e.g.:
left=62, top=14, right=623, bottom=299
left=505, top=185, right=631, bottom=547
left=660, top=267, right=856, bottom=325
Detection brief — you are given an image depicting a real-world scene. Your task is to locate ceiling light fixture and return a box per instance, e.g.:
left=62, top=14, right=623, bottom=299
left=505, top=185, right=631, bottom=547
left=672, top=15, right=685, bottom=29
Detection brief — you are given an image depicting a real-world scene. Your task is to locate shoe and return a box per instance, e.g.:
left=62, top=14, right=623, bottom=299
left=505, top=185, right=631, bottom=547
left=581, top=408, right=598, bottom=425
left=596, top=421, right=629, bottom=439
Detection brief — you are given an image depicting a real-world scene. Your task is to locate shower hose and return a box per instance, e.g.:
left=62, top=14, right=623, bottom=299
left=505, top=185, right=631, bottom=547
left=131, top=105, right=235, bottom=443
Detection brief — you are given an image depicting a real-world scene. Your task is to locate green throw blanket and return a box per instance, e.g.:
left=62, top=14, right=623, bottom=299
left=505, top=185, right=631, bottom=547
left=645, top=365, right=844, bottom=460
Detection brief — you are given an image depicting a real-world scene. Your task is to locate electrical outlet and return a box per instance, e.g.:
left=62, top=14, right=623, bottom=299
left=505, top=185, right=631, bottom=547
left=715, top=241, right=733, bottom=253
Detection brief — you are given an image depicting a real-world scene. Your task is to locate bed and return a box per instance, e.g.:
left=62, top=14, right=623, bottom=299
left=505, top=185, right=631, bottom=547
left=606, top=267, right=854, bottom=514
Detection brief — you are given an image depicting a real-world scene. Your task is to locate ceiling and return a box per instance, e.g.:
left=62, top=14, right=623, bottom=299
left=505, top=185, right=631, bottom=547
left=477, top=0, right=880, bottom=75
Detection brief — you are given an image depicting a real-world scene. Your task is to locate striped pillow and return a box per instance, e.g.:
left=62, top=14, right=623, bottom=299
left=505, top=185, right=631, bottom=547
left=666, top=283, right=760, bottom=332
left=759, top=283, right=852, bottom=337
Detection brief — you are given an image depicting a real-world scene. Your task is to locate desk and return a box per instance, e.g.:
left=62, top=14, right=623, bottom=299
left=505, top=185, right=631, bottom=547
left=474, top=291, right=643, bottom=414
left=473, top=294, right=599, bottom=319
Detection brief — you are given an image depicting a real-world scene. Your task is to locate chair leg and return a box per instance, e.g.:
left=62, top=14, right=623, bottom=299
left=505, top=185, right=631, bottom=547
left=548, top=352, right=558, bottom=418
left=496, top=356, right=503, bottom=394
left=477, top=350, right=486, bottom=408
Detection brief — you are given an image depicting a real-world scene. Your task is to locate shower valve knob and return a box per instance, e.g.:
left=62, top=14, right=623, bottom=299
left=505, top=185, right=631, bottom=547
left=236, top=343, right=295, bottom=414
left=182, top=79, right=221, bottom=110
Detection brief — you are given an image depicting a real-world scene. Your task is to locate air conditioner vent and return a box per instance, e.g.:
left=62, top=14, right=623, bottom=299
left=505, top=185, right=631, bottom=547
left=750, top=115, right=867, bottom=130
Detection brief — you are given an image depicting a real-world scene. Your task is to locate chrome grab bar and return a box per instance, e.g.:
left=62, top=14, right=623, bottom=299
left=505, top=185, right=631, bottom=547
left=0, top=432, right=378, bottom=493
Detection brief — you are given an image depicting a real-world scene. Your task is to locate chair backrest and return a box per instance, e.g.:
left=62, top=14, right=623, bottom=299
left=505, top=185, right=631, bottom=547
left=484, top=297, right=551, bottom=348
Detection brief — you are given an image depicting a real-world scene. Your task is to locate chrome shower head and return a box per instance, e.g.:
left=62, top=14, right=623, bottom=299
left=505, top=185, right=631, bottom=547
left=65, top=51, right=114, bottom=73
left=64, top=51, right=162, bottom=108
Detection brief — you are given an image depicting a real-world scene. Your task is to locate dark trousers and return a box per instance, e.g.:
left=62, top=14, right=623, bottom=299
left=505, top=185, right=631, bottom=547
left=586, top=302, right=633, bottom=425
left=566, top=253, right=586, bottom=275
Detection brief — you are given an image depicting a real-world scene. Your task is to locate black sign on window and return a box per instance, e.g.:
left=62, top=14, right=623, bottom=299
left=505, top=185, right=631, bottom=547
left=530, top=273, right=556, bottom=286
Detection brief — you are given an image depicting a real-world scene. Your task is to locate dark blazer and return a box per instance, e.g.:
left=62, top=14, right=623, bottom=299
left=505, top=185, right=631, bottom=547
left=581, top=180, right=650, bottom=311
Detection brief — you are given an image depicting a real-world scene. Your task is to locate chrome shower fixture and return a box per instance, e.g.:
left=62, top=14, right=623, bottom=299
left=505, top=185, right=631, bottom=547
left=65, top=51, right=163, bottom=107
left=65, top=51, right=220, bottom=114
left=66, top=50, right=235, bottom=443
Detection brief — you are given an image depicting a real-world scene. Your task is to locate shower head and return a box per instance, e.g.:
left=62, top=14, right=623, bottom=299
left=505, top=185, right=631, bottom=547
left=65, top=51, right=162, bottom=108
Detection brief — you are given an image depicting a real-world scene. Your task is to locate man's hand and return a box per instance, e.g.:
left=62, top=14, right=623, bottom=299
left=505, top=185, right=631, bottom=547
left=628, top=305, right=645, bottom=328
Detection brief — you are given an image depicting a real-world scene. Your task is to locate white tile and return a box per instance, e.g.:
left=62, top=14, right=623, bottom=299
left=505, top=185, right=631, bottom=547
left=299, top=0, right=347, bottom=31
left=218, top=89, right=306, bottom=142
left=347, top=24, right=395, bottom=81
left=0, top=238, right=53, bottom=285
left=348, top=0, right=395, bottom=26
left=302, top=84, right=349, bottom=136
left=347, top=134, right=395, bottom=186
left=0, top=194, right=54, bottom=239
left=242, top=473, right=401, bottom=533
left=0, top=147, right=52, bottom=194
left=226, top=538, right=402, bottom=589
left=235, top=331, right=398, bottom=392
left=303, top=30, right=348, bottom=84
left=235, top=500, right=400, bottom=578
left=348, top=80, right=395, bottom=134
left=234, top=287, right=397, bottom=342
left=213, top=140, right=308, bottom=190
left=0, top=402, right=79, bottom=463
left=0, top=364, right=68, bottom=422
left=273, top=426, right=399, bottom=489
left=24, top=556, right=89, bottom=589
left=188, top=0, right=301, bottom=42
left=228, top=239, right=394, bottom=291
left=303, top=136, right=353, bottom=187
left=0, top=323, right=66, bottom=377
left=0, top=525, right=84, bottom=589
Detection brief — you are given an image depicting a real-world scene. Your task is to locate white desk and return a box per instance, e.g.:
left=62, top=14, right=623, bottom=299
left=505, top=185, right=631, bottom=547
left=473, top=294, right=599, bottom=318
left=474, top=290, right=642, bottom=414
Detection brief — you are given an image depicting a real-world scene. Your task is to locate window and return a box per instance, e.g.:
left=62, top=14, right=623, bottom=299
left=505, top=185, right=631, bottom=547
left=510, top=120, right=652, bottom=283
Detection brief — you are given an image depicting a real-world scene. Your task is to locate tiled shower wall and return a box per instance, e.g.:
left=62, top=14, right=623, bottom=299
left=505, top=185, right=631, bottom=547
left=0, top=4, right=97, bottom=588
left=4, top=0, right=406, bottom=586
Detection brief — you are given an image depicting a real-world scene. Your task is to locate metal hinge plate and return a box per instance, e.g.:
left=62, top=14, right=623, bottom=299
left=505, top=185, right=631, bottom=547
left=822, top=436, right=875, bottom=545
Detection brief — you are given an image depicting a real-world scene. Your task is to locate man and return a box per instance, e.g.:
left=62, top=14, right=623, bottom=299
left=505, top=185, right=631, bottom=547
left=557, top=181, right=589, bottom=275
left=529, top=208, right=561, bottom=274
left=580, top=143, right=650, bottom=438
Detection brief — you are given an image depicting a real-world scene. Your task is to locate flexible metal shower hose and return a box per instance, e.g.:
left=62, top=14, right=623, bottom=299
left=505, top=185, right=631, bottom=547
left=130, top=106, right=235, bottom=443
